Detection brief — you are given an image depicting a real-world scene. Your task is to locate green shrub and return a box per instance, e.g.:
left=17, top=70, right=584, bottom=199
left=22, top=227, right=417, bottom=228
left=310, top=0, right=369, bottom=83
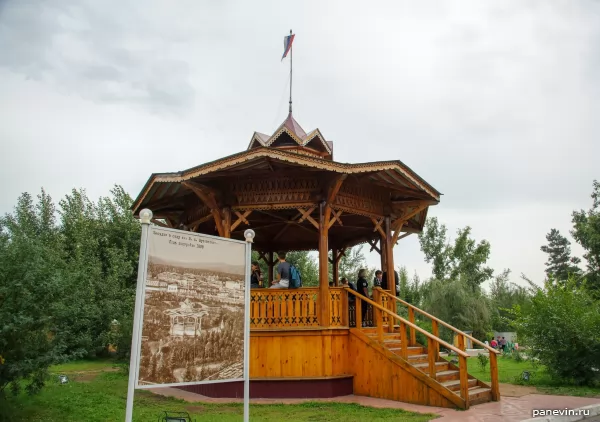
left=512, top=278, right=600, bottom=386
left=477, top=353, right=489, bottom=371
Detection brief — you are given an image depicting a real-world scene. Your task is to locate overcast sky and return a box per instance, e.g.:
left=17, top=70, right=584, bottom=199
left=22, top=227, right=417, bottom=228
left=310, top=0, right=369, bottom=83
left=1, top=0, right=598, bottom=287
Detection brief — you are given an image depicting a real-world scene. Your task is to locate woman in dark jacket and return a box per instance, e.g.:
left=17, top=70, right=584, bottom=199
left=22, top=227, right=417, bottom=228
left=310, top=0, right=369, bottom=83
left=250, top=261, right=262, bottom=288
left=356, top=269, right=370, bottom=327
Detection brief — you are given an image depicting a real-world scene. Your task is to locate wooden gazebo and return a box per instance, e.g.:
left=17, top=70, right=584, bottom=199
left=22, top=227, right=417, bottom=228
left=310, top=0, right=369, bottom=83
left=132, top=113, right=499, bottom=409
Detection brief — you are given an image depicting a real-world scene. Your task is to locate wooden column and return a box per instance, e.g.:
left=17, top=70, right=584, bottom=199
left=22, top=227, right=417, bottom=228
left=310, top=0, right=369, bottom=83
left=319, top=202, right=330, bottom=327
left=267, top=252, right=274, bottom=285
left=332, top=247, right=339, bottom=286
left=385, top=216, right=396, bottom=299
left=222, top=207, right=231, bottom=238
left=379, top=235, right=387, bottom=274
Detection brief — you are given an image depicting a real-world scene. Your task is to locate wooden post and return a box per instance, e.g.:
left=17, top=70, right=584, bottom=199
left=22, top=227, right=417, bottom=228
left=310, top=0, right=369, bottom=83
left=319, top=202, right=330, bottom=327
left=431, top=320, right=440, bottom=355
left=380, top=235, right=386, bottom=273
left=399, top=321, right=408, bottom=359
left=267, top=252, right=274, bottom=286
left=384, top=216, right=396, bottom=310
left=223, top=207, right=231, bottom=238
left=408, top=308, right=416, bottom=346
left=457, top=334, right=466, bottom=352
left=459, top=355, right=470, bottom=409
left=332, top=247, right=339, bottom=286
left=341, top=288, right=349, bottom=327
left=355, top=296, right=362, bottom=328
left=490, top=352, right=500, bottom=401
left=427, top=337, right=437, bottom=378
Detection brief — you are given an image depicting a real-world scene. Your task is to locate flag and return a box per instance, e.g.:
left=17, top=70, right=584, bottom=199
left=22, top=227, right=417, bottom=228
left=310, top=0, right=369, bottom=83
left=282, top=33, right=295, bottom=61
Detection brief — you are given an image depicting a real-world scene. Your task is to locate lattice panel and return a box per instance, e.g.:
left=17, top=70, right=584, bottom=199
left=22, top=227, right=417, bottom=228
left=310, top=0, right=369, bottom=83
left=250, top=289, right=319, bottom=328
left=329, top=289, right=345, bottom=326
left=381, top=294, right=390, bottom=325
left=230, top=177, right=320, bottom=206
left=335, top=184, right=385, bottom=216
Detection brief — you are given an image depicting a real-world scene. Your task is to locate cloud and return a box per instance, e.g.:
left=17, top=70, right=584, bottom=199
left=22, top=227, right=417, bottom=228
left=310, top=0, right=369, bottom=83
left=0, top=0, right=196, bottom=112
left=1, top=0, right=599, bottom=284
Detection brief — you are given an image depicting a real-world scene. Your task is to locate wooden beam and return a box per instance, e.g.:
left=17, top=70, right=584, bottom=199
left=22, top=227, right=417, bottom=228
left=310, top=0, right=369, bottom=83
left=396, top=232, right=412, bottom=242
left=327, top=209, right=343, bottom=229
left=187, top=214, right=214, bottom=228
left=272, top=224, right=291, bottom=241
left=391, top=199, right=437, bottom=207
left=391, top=220, right=406, bottom=245
left=151, top=219, right=169, bottom=228
left=231, top=210, right=252, bottom=231
left=368, top=238, right=381, bottom=254
left=324, top=174, right=347, bottom=224
left=395, top=203, right=431, bottom=222
left=297, top=207, right=319, bottom=230
left=182, top=181, right=224, bottom=237
left=371, top=217, right=386, bottom=239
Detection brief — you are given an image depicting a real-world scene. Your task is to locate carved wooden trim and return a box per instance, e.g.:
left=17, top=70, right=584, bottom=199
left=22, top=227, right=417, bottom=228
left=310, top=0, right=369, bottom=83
left=132, top=147, right=441, bottom=213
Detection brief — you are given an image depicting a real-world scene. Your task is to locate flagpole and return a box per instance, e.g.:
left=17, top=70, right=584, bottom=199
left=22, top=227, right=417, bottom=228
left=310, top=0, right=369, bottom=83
left=289, top=29, right=293, bottom=114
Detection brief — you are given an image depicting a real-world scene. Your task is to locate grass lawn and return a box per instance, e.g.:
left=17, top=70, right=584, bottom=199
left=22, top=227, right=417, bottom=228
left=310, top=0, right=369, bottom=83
left=1, top=360, right=437, bottom=422
left=457, top=354, right=600, bottom=397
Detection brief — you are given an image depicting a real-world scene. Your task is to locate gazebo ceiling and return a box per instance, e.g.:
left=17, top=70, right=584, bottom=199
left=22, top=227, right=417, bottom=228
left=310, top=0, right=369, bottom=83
left=131, top=113, right=441, bottom=252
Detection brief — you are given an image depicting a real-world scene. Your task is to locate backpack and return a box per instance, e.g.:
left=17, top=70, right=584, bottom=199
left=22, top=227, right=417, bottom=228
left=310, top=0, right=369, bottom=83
left=288, top=264, right=302, bottom=288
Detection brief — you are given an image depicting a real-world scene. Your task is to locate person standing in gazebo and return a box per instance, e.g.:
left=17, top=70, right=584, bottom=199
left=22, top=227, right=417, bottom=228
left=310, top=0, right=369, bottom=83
left=357, top=269, right=370, bottom=327
left=270, top=251, right=290, bottom=289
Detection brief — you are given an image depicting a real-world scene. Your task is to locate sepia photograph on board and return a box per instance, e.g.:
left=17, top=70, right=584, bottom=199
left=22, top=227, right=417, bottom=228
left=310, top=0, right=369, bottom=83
left=136, top=226, right=247, bottom=388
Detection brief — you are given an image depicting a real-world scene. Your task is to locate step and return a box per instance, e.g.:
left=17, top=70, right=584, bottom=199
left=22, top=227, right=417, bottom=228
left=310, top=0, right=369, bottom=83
left=413, top=361, right=450, bottom=372
left=366, top=332, right=402, bottom=339
left=453, top=386, right=492, bottom=406
left=434, top=370, right=460, bottom=383
left=407, top=354, right=429, bottom=363
left=441, top=378, right=477, bottom=392
left=388, top=346, right=424, bottom=356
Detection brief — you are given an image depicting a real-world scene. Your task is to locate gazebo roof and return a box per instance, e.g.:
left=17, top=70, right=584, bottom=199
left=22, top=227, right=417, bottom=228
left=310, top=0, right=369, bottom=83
left=132, top=114, right=441, bottom=251
left=247, top=113, right=332, bottom=159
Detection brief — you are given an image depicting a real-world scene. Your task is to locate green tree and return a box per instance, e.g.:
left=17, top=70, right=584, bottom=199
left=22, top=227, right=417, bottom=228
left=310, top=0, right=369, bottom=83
left=571, top=180, right=600, bottom=293
left=420, top=277, right=492, bottom=341
left=540, top=229, right=581, bottom=283
left=0, top=191, right=63, bottom=396
left=419, top=217, right=494, bottom=290
left=511, top=276, right=600, bottom=386
left=488, top=269, right=531, bottom=332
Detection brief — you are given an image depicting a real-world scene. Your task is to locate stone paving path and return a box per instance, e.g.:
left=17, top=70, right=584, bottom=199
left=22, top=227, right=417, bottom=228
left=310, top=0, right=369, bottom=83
left=149, top=386, right=600, bottom=422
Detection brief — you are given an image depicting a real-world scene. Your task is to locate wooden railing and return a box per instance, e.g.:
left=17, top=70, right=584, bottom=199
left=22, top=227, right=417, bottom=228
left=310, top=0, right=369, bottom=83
left=377, top=288, right=500, bottom=402
left=346, top=288, right=473, bottom=408
left=329, top=287, right=349, bottom=327
left=250, top=288, right=346, bottom=329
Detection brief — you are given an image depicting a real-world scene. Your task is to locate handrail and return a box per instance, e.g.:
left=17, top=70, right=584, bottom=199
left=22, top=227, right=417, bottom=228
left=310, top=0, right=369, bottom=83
left=345, top=288, right=469, bottom=358
left=378, top=289, right=500, bottom=355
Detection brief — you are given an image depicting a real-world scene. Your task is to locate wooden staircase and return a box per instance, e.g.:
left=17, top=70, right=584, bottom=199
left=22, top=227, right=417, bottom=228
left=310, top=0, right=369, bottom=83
left=346, top=288, right=500, bottom=410
left=361, top=327, right=493, bottom=406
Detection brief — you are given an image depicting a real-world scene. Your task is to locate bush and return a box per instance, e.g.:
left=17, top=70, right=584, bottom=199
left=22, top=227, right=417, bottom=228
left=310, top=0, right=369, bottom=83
left=512, top=279, right=600, bottom=386
left=477, top=353, right=489, bottom=371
